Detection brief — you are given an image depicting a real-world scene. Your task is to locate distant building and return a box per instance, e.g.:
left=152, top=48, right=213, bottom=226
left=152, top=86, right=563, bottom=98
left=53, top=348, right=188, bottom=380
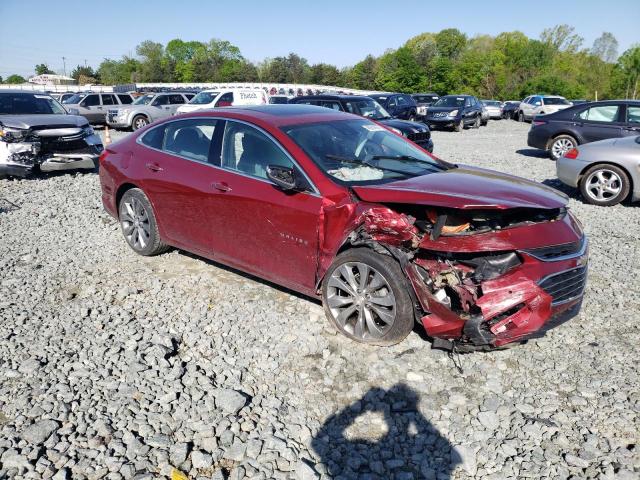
left=28, top=74, right=76, bottom=85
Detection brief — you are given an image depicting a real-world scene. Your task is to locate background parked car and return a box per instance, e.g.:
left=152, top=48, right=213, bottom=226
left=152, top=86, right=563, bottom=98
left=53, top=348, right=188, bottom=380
left=106, top=92, right=194, bottom=130
left=412, top=93, right=439, bottom=119
left=289, top=95, right=433, bottom=151
left=482, top=100, right=503, bottom=119
left=176, top=88, right=268, bottom=114
left=424, top=95, right=484, bottom=132
left=502, top=101, right=520, bottom=119
left=64, top=92, right=134, bottom=124
left=527, top=100, right=640, bottom=159
left=518, top=95, right=571, bottom=122
left=557, top=135, right=640, bottom=206
left=368, top=93, right=418, bottom=120
left=269, top=95, right=289, bottom=104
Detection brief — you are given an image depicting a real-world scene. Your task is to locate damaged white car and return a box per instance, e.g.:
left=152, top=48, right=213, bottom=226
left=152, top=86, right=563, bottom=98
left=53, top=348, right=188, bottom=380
left=0, top=90, right=103, bottom=178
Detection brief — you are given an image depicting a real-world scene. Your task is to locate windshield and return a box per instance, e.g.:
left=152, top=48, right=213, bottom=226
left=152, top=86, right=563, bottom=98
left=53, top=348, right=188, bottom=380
left=543, top=97, right=570, bottom=105
left=63, top=94, right=85, bottom=104
left=133, top=94, right=155, bottom=105
left=344, top=99, right=391, bottom=120
left=414, top=95, right=438, bottom=103
left=282, top=119, right=444, bottom=185
left=483, top=101, right=501, bottom=107
left=433, top=97, right=465, bottom=108
left=189, top=91, right=219, bottom=105
left=0, top=93, right=67, bottom=115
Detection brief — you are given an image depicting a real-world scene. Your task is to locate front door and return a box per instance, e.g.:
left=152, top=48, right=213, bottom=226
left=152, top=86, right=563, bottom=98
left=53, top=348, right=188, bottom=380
left=206, top=120, right=322, bottom=291
left=622, top=105, right=640, bottom=137
left=577, top=104, right=623, bottom=142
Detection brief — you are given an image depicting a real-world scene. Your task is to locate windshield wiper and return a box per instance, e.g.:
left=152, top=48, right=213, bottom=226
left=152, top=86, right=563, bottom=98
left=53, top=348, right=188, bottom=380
left=325, top=154, right=410, bottom=176
left=372, top=154, right=457, bottom=170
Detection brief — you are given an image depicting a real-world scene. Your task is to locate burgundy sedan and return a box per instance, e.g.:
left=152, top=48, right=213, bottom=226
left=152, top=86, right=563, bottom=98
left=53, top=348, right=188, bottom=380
left=99, top=105, right=588, bottom=350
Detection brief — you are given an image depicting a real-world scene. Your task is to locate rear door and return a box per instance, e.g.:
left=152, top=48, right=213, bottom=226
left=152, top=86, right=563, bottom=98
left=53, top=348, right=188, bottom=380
left=135, top=118, right=222, bottom=253
left=621, top=104, right=640, bottom=137
left=204, top=119, right=322, bottom=291
left=576, top=104, right=624, bottom=142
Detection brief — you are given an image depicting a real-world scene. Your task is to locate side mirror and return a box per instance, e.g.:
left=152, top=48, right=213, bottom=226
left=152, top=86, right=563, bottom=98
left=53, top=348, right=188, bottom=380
left=267, top=165, right=306, bottom=192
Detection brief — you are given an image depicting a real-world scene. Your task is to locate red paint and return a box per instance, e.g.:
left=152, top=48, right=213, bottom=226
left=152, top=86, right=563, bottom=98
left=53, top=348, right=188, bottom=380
left=100, top=107, right=587, bottom=348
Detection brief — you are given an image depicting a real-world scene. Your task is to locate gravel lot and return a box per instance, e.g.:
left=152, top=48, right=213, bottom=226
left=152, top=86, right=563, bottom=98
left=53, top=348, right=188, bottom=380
left=0, top=120, right=638, bottom=480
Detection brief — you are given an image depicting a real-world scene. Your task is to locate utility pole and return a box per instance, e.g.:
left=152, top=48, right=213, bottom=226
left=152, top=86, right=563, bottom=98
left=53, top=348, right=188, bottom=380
left=84, top=59, right=87, bottom=68
left=62, top=57, right=66, bottom=77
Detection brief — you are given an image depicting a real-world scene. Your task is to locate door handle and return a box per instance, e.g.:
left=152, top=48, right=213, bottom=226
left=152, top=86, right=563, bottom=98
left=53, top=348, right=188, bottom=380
left=145, top=163, right=163, bottom=172
left=212, top=181, right=231, bottom=192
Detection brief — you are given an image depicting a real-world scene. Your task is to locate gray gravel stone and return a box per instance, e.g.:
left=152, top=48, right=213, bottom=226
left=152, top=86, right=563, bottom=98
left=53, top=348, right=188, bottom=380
left=21, top=420, right=59, bottom=444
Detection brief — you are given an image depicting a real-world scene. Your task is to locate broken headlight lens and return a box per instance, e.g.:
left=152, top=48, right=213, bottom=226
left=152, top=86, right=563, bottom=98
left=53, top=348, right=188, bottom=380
left=0, top=126, right=28, bottom=142
left=82, top=126, right=95, bottom=137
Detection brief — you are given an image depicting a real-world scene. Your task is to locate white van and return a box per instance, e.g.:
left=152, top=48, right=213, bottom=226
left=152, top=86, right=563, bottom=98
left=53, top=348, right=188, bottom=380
left=176, top=89, right=269, bottom=114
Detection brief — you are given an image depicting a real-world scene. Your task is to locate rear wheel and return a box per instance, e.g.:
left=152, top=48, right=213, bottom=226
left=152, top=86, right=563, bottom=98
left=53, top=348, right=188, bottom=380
left=322, top=248, right=414, bottom=346
left=549, top=135, right=577, bottom=160
left=579, top=164, right=630, bottom=206
left=118, top=188, right=169, bottom=256
left=132, top=115, right=149, bottom=131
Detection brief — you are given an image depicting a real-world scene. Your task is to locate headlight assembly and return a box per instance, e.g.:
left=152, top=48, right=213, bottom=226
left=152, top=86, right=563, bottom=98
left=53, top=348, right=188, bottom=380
left=0, top=125, right=28, bottom=142
left=449, top=110, right=458, bottom=117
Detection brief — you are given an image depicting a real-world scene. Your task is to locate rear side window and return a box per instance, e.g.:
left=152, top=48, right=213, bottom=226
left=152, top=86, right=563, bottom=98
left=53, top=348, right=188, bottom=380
left=627, top=106, right=640, bottom=124
left=168, top=94, right=185, bottom=104
left=216, top=92, right=233, bottom=106
left=578, top=105, right=620, bottom=122
left=140, top=119, right=218, bottom=163
left=118, top=94, right=133, bottom=104
left=101, top=94, right=117, bottom=105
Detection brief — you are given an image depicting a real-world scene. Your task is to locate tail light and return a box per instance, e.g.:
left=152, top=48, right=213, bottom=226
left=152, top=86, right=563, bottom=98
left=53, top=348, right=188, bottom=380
left=564, top=148, right=579, bottom=159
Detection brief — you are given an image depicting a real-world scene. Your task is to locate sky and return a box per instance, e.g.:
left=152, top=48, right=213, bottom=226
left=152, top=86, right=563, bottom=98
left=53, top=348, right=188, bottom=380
left=1, top=0, right=638, bottom=78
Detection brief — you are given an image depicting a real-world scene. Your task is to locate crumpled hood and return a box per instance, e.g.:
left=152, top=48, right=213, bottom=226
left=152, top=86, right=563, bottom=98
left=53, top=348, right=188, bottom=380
left=352, top=165, right=568, bottom=210
left=0, top=114, right=88, bottom=130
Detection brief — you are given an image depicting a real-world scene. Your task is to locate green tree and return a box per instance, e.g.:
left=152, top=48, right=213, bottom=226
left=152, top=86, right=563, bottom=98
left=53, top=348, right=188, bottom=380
left=346, top=55, right=377, bottom=89
left=540, top=24, right=583, bottom=53
left=35, top=63, right=54, bottom=75
left=5, top=74, right=26, bottom=84
left=71, top=65, right=98, bottom=83
left=617, top=45, right=640, bottom=98
left=97, top=57, right=141, bottom=84
left=435, top=28, right=467, bottom=59
left=375, top=47, right=425, bottom=92
left=591, top=32, right=618, bottom=63
left=136, top=40, right=168, bottom=82
left=308, top=63, right=343, bottom=86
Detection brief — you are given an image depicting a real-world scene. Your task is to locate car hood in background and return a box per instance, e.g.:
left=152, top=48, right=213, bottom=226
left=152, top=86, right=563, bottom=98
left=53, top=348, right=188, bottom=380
left=425, top=106, right=460, bottom=115
left=378, top=118, right=428, bottom=133
left=352, top=165, right=568, bottom=210
left=0, top=114, right=88, bottom=130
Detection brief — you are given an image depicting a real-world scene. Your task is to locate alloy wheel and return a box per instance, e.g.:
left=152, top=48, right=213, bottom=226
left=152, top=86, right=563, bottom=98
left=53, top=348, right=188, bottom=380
left=326, top=262, right=396, bottom=340
left=134, top=117, right=148, bottom=130
left=584, top=169, right=623, bottom=202
left=552, top=138, right=575, bottom=158
left=119, top=197, right=151, bottom=250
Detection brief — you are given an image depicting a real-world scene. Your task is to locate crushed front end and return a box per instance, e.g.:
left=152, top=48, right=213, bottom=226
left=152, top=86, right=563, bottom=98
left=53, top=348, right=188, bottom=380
left=0, top=123, right=103, bottom=178
left=351, top=204, right=588, bottom=350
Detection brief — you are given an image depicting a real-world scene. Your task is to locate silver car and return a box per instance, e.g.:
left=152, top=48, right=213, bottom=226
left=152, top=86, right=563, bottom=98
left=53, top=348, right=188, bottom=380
left=482, top=100, right=503, bottom=119
left=556, top=135, right=640, bottom=206
left=63, top=92, right=134, bottom=124
left=106, top=92, right=194, bottom=130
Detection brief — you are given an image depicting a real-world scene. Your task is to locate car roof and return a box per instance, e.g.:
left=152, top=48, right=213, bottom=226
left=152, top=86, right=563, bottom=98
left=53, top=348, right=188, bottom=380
left=441, top=94, right=473, bottom=98
left=0, top=89, right=47, bottom=95
left=180, top=104, right=356, bottom=126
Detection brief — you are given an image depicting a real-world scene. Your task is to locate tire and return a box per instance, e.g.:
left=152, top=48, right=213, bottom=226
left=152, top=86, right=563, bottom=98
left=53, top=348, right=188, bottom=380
left=481, top=118, right=488, bottom=126
left=579, top=164, right=630, bottom=207
left=473, top=116, right=481, bottom=128
left=131, top=115, right=149, bottom=131
left=518, top=111, right=525, bottom=122
left=118, top=188, right=169, bottom=256
left=322, top=248, right=414, bottom=346
left=408, top=110, right=417, bottom=122
left=549, top=135, right=577, bottom=160
left=454, top=119, right=464, bottom=132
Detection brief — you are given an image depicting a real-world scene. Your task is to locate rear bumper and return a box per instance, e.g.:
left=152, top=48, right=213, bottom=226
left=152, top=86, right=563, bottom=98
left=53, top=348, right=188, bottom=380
left=527, top=128, right=549, bottom=150
left=556, top=156, right=589, bottom=188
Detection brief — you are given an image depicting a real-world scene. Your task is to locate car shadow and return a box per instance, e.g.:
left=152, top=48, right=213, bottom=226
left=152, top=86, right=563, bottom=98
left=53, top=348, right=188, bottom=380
left=515, top=148, right=549, bottom=159
left=311, top=383, right=459, bottom=479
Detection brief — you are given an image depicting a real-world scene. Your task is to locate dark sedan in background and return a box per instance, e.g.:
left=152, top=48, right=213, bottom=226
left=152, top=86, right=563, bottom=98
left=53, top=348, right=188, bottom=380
left=289, top=95, right=433, bottom=152
left=502, top=101, right=521, bottom=119
left=424, top=95, right=484, bottom=132
left=527, top=100, right=640, bottom=159
left=368, top=93, right=418, bottom=120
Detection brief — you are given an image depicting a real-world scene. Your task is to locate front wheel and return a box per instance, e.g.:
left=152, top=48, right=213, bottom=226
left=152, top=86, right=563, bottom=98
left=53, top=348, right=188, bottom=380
left=132, top=115, right=149, bottom=131
left=454, top=119, right=464, bottom=132
left=119, top=188, right=169, bottom=256
left=579, top=164, right=630, bottom=206
left=474, top=116, right=481, bottom=128
left=518, top=112, right=525, bottom=122
left=322, top=248, right=414, bottom=346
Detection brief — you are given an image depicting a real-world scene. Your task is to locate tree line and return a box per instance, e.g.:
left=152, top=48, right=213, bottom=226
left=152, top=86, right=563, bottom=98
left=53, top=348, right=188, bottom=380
left=3, top=25, right=640, bottom=100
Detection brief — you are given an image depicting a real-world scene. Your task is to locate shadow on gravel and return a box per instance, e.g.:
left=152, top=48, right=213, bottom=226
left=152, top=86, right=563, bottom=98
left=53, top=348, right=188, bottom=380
left=515, top=148, right=550, bottom=159
left=312, top=383, right=458, bottom=479
left=541, top=178, right=581, bottom=199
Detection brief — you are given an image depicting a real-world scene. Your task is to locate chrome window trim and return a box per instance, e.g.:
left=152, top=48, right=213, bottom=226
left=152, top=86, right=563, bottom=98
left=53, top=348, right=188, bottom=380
left=521, top=236, right=588, bottom=262
left=136, top=116, right=321, bottom=196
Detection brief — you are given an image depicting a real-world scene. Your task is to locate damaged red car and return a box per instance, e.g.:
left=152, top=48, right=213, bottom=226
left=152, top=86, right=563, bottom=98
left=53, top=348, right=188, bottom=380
left=99, top=105, right=588, bottom=351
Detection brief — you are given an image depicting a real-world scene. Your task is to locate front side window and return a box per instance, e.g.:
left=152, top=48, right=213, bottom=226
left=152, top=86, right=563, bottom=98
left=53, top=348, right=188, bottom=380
left=433, top=97, right=465, bottom=108
left=627, top=106, right=640, bottom=124
left=282, top=119, right=445, bottom=185
left=216, top=92, right=233, bottom=107
left=578, top=105, right=620, bottom=122
left=140, top=119, right=217, bottom=163
left=344, top=99, right=391, bottom=120
left=133, top=94, right=154, bottom=105
left=63, top=94, right=85, bottom=104
left=152, top=95, right=169, bottom=106
left=83, top=95, right=100, bottom=107
left=397, top=96, right=407, bottom=106
left=189, top=91, right=219, bottom=105
left=222, top=121, right=293, bottom=180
